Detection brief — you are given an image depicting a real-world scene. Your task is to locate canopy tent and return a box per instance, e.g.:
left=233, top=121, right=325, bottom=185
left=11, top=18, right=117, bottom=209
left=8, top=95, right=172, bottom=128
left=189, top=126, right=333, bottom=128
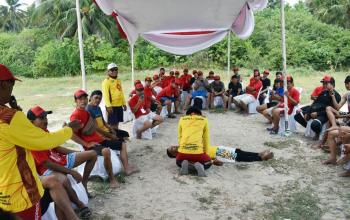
left=76, top=0, right=291, bottom=135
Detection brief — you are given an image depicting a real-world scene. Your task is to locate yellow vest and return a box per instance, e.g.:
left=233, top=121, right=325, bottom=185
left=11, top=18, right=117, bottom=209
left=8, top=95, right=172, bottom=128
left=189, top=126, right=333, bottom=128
left=102, top=77, right=126, bottom=107
left=0, top=107, right=72, bottom=212
left=178, top=115, right=210, bottom=155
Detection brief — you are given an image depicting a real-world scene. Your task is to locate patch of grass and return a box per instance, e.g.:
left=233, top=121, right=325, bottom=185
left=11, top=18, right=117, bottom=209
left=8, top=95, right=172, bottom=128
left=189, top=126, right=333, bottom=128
left=116, top=173, right=126, bottom=183
left=263, top=186, right=322, bottom=220
left=261, top=158, right=301, bottom=175
left=198, top=196, right=214, bottom=205
left=263, top=139, right=300, bottom=149
left=90, top=181, right=112, bottom=196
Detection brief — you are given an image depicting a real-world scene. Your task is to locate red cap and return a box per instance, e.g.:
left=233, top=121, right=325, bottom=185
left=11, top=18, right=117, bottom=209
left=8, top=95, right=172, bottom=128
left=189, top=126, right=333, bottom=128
left=134, top=80, right=142, bottom=85
left=27, top=106, right=53, bottom=121
left=175, top=71, right=180, bottom=75
left=135, top=83, right=144, bottom=90
left=145, top=77, right=152, bottom=82
left=214, top=75, right=220, bottom=80
left=74, top=89, right=88, bottom=99
left=263, top=70, right=270, bottom=75
left=321, top=75, right=332, bottom=82
left=0, top=64, right=21, bottom=81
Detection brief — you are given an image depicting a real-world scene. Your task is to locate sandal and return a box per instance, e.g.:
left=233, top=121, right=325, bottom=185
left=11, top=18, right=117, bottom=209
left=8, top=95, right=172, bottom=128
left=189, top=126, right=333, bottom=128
left=79, top=207, right=92, bottom=219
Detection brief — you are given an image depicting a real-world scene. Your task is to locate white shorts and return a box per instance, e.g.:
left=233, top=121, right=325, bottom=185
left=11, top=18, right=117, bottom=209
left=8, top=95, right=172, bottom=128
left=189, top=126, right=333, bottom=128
left=233, top=94, right=255, bottom=105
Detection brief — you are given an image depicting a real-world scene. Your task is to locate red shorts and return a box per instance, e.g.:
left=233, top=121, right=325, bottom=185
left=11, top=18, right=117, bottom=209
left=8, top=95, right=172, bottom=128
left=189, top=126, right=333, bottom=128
left=15, top=202, right=41, bottom=220
left=176, top=152, right=211, bottom=163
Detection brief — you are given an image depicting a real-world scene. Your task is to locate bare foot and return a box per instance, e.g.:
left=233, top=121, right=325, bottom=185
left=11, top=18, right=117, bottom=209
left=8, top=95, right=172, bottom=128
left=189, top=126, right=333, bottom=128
left=261, top=152, right=274, bottom=160
left=327, top=126, right=339, bottom=132
left=109, top=179, right=119, bottom=189
left=338, top=171, right=350, bottom=177
left=311, top=141, right=322, bottom=150
left=323, top=158, right=337, bottom=165
left=125, top=165, right=140, bottom=176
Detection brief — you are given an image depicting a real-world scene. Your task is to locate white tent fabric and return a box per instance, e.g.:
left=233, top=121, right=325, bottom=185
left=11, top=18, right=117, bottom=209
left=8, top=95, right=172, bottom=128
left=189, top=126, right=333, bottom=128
left=94, top=0, right=267, bottom=55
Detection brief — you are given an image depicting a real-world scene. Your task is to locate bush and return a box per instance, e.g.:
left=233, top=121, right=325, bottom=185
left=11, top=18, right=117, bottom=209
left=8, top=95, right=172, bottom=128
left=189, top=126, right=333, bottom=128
left=33, top=39, right=80, bottom=77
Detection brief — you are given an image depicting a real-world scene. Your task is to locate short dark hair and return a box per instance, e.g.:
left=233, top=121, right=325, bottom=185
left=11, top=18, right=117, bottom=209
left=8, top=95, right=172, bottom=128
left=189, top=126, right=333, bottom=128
left=253, top=69, right=259, bottom=73
left=160, top=67, right=165, bottom=71
left=276, top=71, right=282, bottom=76
left=0, top=208, right=18, bottom=220
left=186, top=107, right=202, bottom=115
left=231, top=75, right=238, bottom=80
left=345, top=75, right=350, bottom=84
left=167, top=149, right=176, bottom=158
left=89, top=90, right=102, bottom=101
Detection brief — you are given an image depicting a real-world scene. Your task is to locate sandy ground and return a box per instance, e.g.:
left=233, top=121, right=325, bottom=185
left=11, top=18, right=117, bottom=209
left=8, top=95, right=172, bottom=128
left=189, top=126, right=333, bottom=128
left=51, top=110, right=349, bottom=220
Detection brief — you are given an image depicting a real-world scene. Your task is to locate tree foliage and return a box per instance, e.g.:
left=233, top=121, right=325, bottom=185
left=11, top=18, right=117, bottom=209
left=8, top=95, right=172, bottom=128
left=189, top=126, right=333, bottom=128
left=0, top=0, right=26, bottom=32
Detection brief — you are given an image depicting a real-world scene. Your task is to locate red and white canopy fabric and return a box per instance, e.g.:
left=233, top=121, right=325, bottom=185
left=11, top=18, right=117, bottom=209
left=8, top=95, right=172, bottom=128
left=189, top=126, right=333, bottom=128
left=94, top=0, right=267, bottom=55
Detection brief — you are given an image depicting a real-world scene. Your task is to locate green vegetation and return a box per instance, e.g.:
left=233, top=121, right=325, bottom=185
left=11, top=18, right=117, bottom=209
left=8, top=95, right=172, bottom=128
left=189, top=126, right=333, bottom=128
left=0, top=1, right=350, bottom=77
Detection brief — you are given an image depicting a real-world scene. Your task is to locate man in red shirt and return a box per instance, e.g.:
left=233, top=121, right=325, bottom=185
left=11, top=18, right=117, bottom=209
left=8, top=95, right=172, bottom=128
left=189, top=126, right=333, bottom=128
left=268, top=76, right=300, bottom=135
left=128, top=80, right=142, bottom=97
left=310, top=75, right=329, bottom=101
left=232, top=69, right=263, bottom=113
left=156, top=79, right=181, bottom=118
left=144, top=76, right=162, bottom=114
left=70, top=90, right=138, bottom=188
left=129, top=84, right=163, bottom=139
left=180, top=68, right=193, bottom=93
left=28, top=106, right=96, bottom=219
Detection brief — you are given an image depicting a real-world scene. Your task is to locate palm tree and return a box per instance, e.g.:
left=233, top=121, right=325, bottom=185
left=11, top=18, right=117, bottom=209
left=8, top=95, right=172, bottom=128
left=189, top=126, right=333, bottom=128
left=31, top=0, right=119, bottom=43
left=0, top=0, right=27, bottom=32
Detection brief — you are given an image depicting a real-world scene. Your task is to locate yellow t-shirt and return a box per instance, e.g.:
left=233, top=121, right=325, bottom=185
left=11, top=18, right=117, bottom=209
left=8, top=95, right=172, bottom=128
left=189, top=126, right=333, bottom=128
left=102, top=77, right=126, bottom=107
left=207, top=146, right=218, bottom=159
left=96, top=116, right=109, bottom=132
left=178, top=115, right=210, bottom=155
left=0, top=108, right=73, bottom=212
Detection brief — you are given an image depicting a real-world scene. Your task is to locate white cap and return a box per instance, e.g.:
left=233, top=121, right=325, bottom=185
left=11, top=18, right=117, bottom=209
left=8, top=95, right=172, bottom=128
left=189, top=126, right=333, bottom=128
left=107, top=63, right=118, bottom=70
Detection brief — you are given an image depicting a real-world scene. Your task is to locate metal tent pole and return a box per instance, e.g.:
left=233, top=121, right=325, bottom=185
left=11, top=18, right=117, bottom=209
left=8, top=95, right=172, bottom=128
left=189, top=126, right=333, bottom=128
left=131, top=45, right=135, bottom=87
left=280, top=0, right=289, bottom=135
left=227, top=31, right=231, bottom=78
left=76, top=0, right=86, bottom=90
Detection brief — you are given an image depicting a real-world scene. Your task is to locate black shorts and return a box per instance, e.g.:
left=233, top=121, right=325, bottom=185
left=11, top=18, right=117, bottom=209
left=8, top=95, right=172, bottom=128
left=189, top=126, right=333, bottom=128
left=150, top=102, right=158, bottom=112
left=107, top=106, right=123, bottom=125
left=40, top=189, right=52, bottom=216
left=93, top=140, right=123, bottom=156
left=267, top=102, right=278, bottom=108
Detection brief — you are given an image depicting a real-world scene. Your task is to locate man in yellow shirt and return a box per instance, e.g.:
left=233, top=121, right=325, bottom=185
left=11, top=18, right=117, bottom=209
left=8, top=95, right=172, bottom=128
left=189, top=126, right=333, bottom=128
left=102, top=63, right=127, bottom=131
left=0, top=64, right=81, bottom=219
left=177, top=107, right=212, bottom=177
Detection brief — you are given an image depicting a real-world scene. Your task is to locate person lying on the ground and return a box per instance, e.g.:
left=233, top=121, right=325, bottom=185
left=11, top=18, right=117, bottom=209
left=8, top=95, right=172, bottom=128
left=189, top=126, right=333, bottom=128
left=70, top=89, right=139, bottom=188
left=87, top=90, right=129, bottom=141
left=267, top=76, right=300, bottom=135
left=0, top=64, right=82, bottom=220
left=227, top=75, right=243, bottom=110
left=156, top=79, right=181, bottom=118
left=129, top=83, right=163, bottom=139
left=232, top=69, right=262, bottom=114
left=323, top=125, right=350, bottom=165
left=167, top=145, right=274, bottom=165
left=176, top=107, right=212, bottom=177
left=326, top=75, right=350, bottom=131
left=258, top=70, right=271, bottom=105
left=208, top=75, right=228, bottom=109
left=294, top=76, right=341, bottom=137
left=28, top=106, right=96, bottom=219
left=257, top=78, right=284, bottom=123
left=310, top=76, right=328, bottom=101
left=184, top=71, right=210, bottom=110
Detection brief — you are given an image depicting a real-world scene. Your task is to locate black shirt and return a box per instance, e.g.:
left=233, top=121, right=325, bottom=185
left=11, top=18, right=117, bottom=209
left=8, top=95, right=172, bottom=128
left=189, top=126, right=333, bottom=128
left=261, top=78, right=271, bottom=91
left=311, top=90, right=341, bottom=113
left=228, top=82, right=243, bottom=97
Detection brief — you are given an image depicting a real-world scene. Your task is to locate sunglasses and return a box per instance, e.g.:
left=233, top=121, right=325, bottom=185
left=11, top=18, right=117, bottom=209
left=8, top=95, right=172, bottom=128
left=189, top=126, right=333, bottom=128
left=110, top=68, right=118, bottom=72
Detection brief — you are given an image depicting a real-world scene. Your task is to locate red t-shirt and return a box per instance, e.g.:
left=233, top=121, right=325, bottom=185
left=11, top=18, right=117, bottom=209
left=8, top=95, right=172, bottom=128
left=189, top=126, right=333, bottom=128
left=278, top=87, right=300, bottom=115
left=180, top=74, right=192, bottom=91
left=70, top=108, right=104, bottom=143
left=128, top=95, right=149, bottom=119
left=156, top=85, right=179, bottom=101
left=32, top=149, right=67, bottom=175
left=144, top=86, right=155, bottom=109
left=311, top=85, right=325, bottom=97
left=246, top=77, right=263, bottom=98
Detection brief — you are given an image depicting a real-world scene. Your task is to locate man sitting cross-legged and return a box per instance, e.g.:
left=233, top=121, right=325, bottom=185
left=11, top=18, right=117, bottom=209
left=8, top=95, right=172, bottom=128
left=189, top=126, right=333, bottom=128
left=156, top=79, right=181, bottom=118
left=129, top=83, right=163, bottom=139
left=208, top=75, right=228, bottom=109
left=70, top=89, right=139, bottom=188
left=28, top=106, right=96, bottom=219
left=167, top=145, right=274, bottom=165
